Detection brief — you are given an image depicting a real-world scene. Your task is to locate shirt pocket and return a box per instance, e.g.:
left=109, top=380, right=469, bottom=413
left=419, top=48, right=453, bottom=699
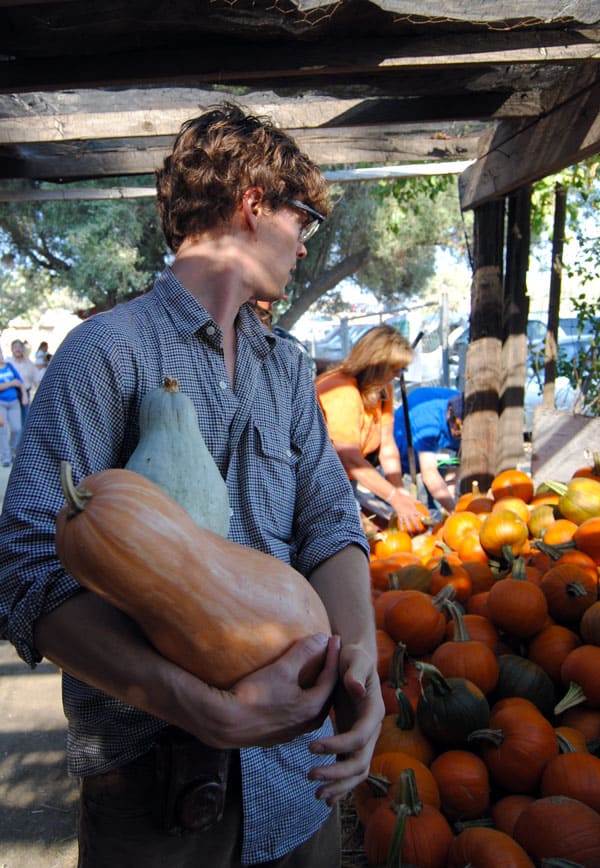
left=252, top=423, right=302, bottom=540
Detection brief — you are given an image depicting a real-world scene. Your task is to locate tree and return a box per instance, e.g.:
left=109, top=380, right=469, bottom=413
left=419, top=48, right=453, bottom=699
left=0, top=178, right=167, bottom=327
left=275, top=176, right=469, bottom=330
left=0, top=174, right=467, bottom=331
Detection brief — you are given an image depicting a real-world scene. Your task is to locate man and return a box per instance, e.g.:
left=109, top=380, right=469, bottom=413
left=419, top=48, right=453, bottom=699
left=394, top=386, right=463, bottom=513
left=0, top=104, right=384, bottom=867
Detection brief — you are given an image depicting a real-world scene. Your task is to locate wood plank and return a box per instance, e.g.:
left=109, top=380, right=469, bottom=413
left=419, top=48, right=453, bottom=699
left=531, top=409, right=600, bottom=486
left=459, top=75, right=600, bottom=209
left=0, top=29, right=598, bottom=93
left=0, top=130, right=483, bottom=179
left=343, top=0, right=600, bottom=24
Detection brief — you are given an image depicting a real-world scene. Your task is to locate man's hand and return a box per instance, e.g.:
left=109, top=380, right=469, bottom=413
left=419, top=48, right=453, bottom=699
left=306, top=642, right=385, bottom=806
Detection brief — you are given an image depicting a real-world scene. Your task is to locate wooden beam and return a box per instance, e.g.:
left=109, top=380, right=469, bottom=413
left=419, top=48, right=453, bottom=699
left=0, top=129, right=482, bottom=180
left=0, top=29, right=598, bottom=93
left=0, top=160, right=474, bottom=200
left=321, top=0, right=600, bottom=24
left=459, top=76, right=600, bottom=209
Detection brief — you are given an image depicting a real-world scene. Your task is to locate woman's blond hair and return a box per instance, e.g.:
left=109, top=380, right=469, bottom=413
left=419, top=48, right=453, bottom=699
left=334, top=324, right=413, bottom=409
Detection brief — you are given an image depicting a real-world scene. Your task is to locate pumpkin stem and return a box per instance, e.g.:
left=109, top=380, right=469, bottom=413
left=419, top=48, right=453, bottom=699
left=432, top=584, right=456, bottom=610
left=394, top=688, right=420, bottom=729
left=565, top=582, right=589, bottom=598
left=388, top=643, right=410, bottom=689
left=554, top=681, right=587, bottom=716
left=162, top=375, right=180, bottom=393
left=510, top=556, right=528, bottom=581
left=544, top=480, right=568, bottom=497
left=541, top=860, right=586, bottom=867
left=466, top=727, right=505, bottom=747
left=60, top=461, right=93, bottom=517
left=386, top=805, right=409, bottom=868
left=443, top=600, right=471, bottom=642
left=415, top=661, right=452, bottom=695
left=364, top=773, right=392, bottom=797
left=556, top=732, right=577, bottom=754
left=453, top=817, right=494, bottom=833
left=535, top=539, right=574, bottom=560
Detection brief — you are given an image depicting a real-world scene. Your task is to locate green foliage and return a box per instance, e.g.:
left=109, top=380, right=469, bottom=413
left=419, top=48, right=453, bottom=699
left=283, top=173, right=469, bottom=321
left=0, top=178, right=167, bottom=321
left=556, top=293, right=600, bottom=416
left=531, top=157, right=600, bottom=285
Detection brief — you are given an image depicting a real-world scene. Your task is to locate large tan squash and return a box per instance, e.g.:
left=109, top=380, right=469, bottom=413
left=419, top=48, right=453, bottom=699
left=55, top=462, right=330, bottom=689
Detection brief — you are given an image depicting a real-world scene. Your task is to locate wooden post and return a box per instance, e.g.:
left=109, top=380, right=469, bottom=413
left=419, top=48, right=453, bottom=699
left=496, top=185, right=531, bottom=471
left=542, top=183, right=567, bottom=408
left=460, top=199, right=505, bottom=494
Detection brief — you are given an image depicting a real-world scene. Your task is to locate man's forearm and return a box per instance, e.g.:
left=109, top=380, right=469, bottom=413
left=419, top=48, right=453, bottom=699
left=309, top=545, right=375, bottom=657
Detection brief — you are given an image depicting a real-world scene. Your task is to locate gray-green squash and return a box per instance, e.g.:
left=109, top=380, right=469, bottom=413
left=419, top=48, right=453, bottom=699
left=125, top=375, right=230, bottom=536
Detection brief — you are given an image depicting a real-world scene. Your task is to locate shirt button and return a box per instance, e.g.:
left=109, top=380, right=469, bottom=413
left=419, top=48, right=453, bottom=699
left=219, top=380, right=228, bottom=390
left=206, top=325, right=216, bottom=335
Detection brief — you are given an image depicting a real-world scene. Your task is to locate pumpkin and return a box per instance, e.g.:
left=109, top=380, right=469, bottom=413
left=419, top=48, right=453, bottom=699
left=445, top=611, right=499, bottom=653
left=479, top=509, right=529, bottom=559
left=125, top=376, right=230, bottom=536
left=491, top=654, right=556, bottom=719
left=539, top=563, right=596, bottom=624
left=492, top=495, right=531, bottom=524
left=461, top=560, right=495, bottom=594
left=551, top=476, right=600, bottom=525
left=557, top=707, right=600, bottom=743
left=55, top=462, right=330, bottom=690
left=387, top=562, right=432, bottom=593
left=383, top=588, right=450, bottom=655
left=573, top=450, right=600, bottom=481
left=491, top=468, right=534, bottom=503
left=428, top=557, right=473, bottom=603
left=373, top=526, right=413, bottom=559
left=468, top=698, right=558, bottom=793
left=447, top=827, right=535, bottom=868
left=540, top=749, right=600, bottom=813
left=555, top=645, right=600, bottom=714
left=573, top=516, right=600, bottom=565
left=363, top=768, right=453, bottom=868
left=429, top=749, right=490, bottom=821
left=456, top=532, right=490, bottom=564
left=376, top=628, right=397, bottom=681
left=442, top=511, right=483, bottom=550
left=542, top=518, right=578, bottom=546
left=380, top=645, right=422, bottom=713
left=354, top=749, right=441, bottom=826
left=486, top=568, right=549, bottom=639
left=431, top=602, right=499, bottom=695
left=580, top=602, right=600, bottom=646
left=528, top=504, right=559, bottom=539
left=513, top=796, right=600, bottom=866
left=527, top=625, right=582, bottom=683
left=491, top=794, right=535, bottom=837
left=374, top=689, right=436, bottom=766
left=415, top=663, right=490, bottom=750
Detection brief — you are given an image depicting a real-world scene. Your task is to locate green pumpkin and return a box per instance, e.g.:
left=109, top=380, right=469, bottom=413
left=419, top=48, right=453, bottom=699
left=126, top=376, right=230, bottom=536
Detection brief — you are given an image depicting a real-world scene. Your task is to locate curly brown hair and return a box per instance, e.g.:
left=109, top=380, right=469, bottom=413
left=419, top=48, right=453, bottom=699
left=336, top=324, right=413, bottom=409
left=155, top=102, right=330, bottom=252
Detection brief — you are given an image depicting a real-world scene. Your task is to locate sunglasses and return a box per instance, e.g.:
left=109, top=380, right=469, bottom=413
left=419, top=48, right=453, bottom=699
left=287, top=198, right=325, bottom=244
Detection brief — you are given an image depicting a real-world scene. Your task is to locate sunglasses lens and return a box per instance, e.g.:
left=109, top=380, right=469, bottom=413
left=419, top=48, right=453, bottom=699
left=299, top=219, right=319, bottom=243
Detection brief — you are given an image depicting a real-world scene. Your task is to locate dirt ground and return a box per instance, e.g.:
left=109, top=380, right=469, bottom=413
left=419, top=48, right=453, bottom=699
left=0, top=640, right=78, bottom=868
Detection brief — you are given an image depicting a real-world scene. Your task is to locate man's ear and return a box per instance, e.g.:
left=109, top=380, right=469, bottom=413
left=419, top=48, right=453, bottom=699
left=241, top=186, right=264, bottom=232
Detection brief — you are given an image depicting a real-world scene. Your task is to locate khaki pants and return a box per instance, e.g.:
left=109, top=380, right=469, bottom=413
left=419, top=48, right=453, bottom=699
left=77, top=749, right=340, bottom=868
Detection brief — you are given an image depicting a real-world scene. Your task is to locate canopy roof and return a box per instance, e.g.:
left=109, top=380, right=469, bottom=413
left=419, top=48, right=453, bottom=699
left=0, top=0, right=598, bottom=205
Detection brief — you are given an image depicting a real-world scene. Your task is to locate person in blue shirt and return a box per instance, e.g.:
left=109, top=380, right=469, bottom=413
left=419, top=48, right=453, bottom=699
left=394, top=387, right=463, bottom=512
left=0, top=345, right=27, bottom=466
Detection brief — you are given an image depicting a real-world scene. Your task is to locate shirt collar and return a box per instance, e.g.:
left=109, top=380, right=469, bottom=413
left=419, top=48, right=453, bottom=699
left=155, top=267, right=276, bottom=359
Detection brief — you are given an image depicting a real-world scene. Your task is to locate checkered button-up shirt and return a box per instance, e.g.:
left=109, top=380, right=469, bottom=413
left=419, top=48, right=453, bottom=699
left=0, top=268, right=369, bottom=864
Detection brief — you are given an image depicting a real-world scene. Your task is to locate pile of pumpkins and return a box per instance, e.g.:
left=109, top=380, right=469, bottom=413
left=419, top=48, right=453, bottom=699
left=358, top=459, right=600, bottom=867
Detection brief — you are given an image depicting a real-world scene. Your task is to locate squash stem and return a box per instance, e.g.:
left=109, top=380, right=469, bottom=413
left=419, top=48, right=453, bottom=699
left=556, top=732, right=577, bottom=754
left=554, top=681, right=587, bottom=716
left=467, top=728, right=505, bottom=748
left=415, top=662, right=451, bottom=695
left=443, top=600, right=471, bottom=642
left=162, top=375, right=180, bottom=393
left=60, top=461, right=93, bottom=517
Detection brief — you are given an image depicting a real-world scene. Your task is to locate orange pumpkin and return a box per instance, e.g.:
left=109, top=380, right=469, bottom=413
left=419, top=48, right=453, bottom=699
left=479, top=509, right=529, bottom=559
left=429, top=749, right=490, bottom=821
left=490, top=469, right=534, bottom=504
left=573, top=515, right=600, bottom=564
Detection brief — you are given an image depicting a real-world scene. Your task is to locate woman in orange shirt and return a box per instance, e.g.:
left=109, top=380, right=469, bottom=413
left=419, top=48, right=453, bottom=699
left=315, top=324, right=423, bottom=532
